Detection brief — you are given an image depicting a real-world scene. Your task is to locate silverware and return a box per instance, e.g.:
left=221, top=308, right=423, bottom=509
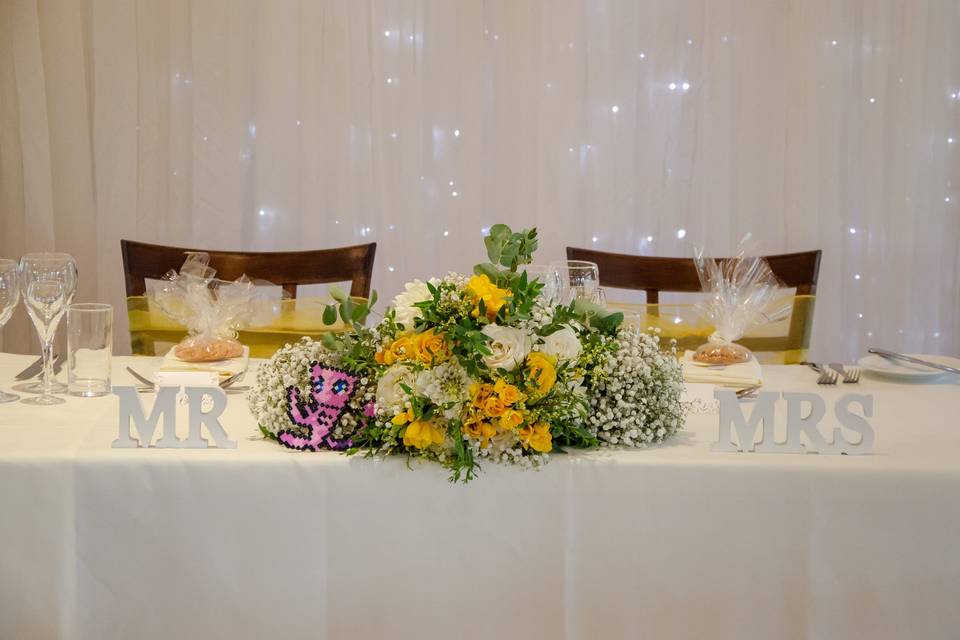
left=868, top=348, right=960, bottom=376
left=736, top=384, right=761, bottom=398
left=125, top=366, right=245, bottom=389
left=804, top=362, right=837, bottom=385
left=126, top=366, right=155, bottom=387
left=14, top=357, right=44, bottom=380
left=829, top=362, right=860, bottom=384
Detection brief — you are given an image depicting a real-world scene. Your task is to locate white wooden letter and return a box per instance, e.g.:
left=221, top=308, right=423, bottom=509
left=783, top=392, right=836, bottom=453
left=834, top=394, right=875, bottom=454
left=112, top=386, right=180, bottom=448
left=712, top=390, right=778, bottom=452
left=183, top=387, right=236, bottom=449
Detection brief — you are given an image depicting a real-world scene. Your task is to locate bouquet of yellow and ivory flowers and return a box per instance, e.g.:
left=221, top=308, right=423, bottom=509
left=249, top=224, right=684, bottom=482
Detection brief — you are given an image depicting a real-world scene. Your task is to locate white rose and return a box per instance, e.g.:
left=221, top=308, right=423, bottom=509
left=390, top=279, right=433, bottom=328
left=540, top=326, right=582, bottom=361
left=375, top=364, right=414, bottom=414
left=481, top=324, right=532, bottom=372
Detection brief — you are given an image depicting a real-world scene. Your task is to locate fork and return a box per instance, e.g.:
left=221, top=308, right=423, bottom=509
left=805, top=362, right=838, bottom=385
left=828, top=362, right=861, bottom=384
left=125, top=366, right=245, bottom=389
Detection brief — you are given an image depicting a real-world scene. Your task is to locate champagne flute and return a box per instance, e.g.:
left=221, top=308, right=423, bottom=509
left=19, top=253, right=78, bottom=406
left=523, top=264, right=563, bottom=307
left=550, top=260, right=600, bottom=304
left=0, top=260, right=20, bottom=403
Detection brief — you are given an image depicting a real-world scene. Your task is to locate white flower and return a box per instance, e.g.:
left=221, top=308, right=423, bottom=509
left=376, top=364, right=415, bottom=414
left=390, top=279, right=433, bottom=328
left=539, top=326, right=582, bottom=361
left=481, top=324, right=532, bottom=371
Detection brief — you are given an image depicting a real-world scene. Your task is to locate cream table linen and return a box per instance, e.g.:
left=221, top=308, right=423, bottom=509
left=1, top=354, right=959, bottom=640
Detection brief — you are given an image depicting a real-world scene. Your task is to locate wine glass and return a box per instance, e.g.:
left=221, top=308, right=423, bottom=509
left=19, top=253, right=78, bottom=406
left=550, top=260, right=600, bottom=304
left=523, top=264, right=563, bottom=306
left=0, top=260, right=21, bottom=403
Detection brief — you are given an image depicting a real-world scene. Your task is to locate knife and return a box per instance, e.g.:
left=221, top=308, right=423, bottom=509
left=14, top=356, right=44, bottom=380
left=867, top=348, right=960, bottom=375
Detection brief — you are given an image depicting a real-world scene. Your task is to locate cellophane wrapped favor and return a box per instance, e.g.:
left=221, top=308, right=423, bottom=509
left=692, top=240, right=793, bottom=365
left=147, top=253, right=281, bottom=362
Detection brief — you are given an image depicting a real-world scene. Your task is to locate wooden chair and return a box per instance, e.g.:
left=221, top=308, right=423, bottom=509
left=566, top=247, right=822, bottom=363
left=121, top=240, right=376, bottom=356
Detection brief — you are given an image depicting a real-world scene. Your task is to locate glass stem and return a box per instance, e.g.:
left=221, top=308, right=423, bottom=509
left=41, top=338, right=55, bottom=397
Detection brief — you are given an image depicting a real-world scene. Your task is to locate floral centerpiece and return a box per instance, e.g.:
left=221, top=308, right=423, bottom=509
left=249, top=224, right=684, bottom=482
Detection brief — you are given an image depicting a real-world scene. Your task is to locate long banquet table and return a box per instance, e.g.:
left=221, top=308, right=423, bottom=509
left=1, top=353, right=959, bottom=639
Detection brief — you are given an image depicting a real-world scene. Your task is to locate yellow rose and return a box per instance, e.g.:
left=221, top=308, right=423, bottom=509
left=376, top=335, right=416, bottom=365
left=403, top=420, right=445, bottom=450
left=519, top=422, right=552, bottom=453
left=470, top=382, right=494, bottom=407
left=494, top=379, right=524, bottom=406
left=483, top=396, right=506, bottom=418
left=463, top=419, right=497, bottom=448
left=499, top=408, right=524, bottom=430
left=415, top=329, right=449, bottom=364
left=526, top=352, right=557, bottom=395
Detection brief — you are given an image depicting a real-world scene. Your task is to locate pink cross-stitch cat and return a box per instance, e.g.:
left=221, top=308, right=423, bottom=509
left=277, top=362, right=359, bottom=451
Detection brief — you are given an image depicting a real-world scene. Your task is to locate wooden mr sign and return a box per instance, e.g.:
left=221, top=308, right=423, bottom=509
left=712, top=390, right=875, bottom=455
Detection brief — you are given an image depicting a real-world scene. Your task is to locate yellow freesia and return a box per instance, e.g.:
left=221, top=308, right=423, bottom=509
left=519, top=422, right=552, bottom=453
left=526, top=352, right=557, bottom=395
left=466, top=274, right=510, bottom=320
left=391, top=407, right=415, bottom=426
left=403, top=420, right=445, bottom=450
left=499, top=408, right=524, bottom=430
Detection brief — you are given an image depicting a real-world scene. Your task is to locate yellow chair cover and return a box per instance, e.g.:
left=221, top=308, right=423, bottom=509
left=607, top=295, right=816, bottom=365
left=126, top=296, right=356, bottom=359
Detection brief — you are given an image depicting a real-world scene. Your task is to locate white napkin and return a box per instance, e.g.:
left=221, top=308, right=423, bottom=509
left=160, top=345, right=249, bottom=380
left=680, top=351, right=763, bottom=388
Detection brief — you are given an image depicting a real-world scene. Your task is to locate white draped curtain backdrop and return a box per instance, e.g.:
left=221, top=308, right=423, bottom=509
left=1, top=0, right=958, bottom=359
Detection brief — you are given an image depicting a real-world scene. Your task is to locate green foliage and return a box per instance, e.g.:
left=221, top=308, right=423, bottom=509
left=322, top=286, right=378, bottom=327
left=478, top=224, right=539, bottom=274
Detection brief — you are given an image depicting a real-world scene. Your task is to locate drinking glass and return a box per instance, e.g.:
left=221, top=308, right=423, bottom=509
left=19, top=253, right=78, bottom=406
left=523, top=264, right=563, bottom=306
left=67, top=303, right=112, bottom=397
left=0, top=260, right=20, bottom=403
left=590, top=287, right=608, bottom=308
left=550, top=260, right=600, bottom=304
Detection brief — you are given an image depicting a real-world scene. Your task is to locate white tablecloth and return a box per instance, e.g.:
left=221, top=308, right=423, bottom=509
left=1, top=354, right=958, bottom=639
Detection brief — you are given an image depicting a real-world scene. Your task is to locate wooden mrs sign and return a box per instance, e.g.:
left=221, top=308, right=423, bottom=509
left=712, top=390, right=875, bottom=455
left=112, top=386, right=237, bottom=449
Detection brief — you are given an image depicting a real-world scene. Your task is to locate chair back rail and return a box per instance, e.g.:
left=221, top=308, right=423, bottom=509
left=121, top=240, right=377, bottom=299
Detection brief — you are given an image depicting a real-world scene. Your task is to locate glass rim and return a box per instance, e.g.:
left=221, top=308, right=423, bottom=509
left=20, top=252, right=75, bottom=261
left=68, top=302, right=112, bottom=312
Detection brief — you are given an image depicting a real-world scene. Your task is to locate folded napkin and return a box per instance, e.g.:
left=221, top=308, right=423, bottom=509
left=160, top=345, right=250, bottom=380
left=680, top=351, right=763, bottom=388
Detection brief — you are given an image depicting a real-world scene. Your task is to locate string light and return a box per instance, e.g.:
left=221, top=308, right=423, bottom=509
left=682, top=82, right=691, bottom=91
left=669, top=83, right=677, bottom=91
left=854, top=273, right=861, bottom=280
left=451, top=191, right=458, bottom=197
left=259, top=209, right=266, bottom=217
left=647, top=235, right=653, bottom=242
left=676, top=229, right=686, bottom=239
left=592, top=236, right=598, bottom=243
left=849, top=227, right=857, bottom=234
left=831, top=40, right=838, bottom=46
left=384, top=30, right=391, bottom=37
left=611, top=105, right=619, bottom=113
left=449, top=180, right=455, bottom=186
left=454, top=129, right=460, bottom=137
left=638, top=52, right=646, bottom=59
left=869, top=97, right=876, bottom=103
left=388, top=266, right=396, bottom=272
left=443, top=230, right=450, bottom=236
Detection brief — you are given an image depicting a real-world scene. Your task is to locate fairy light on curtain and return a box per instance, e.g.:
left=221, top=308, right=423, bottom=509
left=0, top=0, right=958, bottom=360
